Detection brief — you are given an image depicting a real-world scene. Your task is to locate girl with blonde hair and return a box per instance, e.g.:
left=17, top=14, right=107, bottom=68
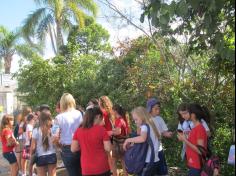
left=0, top=114, right=19, bottom=176
left=123, top=107, right=161, bottom=175
left=55, top=93, right=83, bottom=176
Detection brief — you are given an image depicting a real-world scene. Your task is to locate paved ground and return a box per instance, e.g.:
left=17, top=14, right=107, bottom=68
left=0, top=145, right=10, bottom=175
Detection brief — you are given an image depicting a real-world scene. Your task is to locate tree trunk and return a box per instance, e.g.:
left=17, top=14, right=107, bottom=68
left=56, top=19, right=64, bottom=54
left=4, top=54, right=13, bottom=74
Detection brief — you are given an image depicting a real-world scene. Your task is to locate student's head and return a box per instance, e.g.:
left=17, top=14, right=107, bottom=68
left=0, top=114, right=14, bottom=132
left=132, top=107, right=160, bottom=139
left=112, top=104, right=126, bottom=118
left=177, top=103, right=190, bottom=122
left=146, top=98, right=161, bottom=117
left=39, top=104, right=50, bottom=113
left=82, top=106, right=103, bottom=128
left=99, top=96, right=113, bottom=112
left=188, top=103, right=206, bottom=122
left=21, top=106, right=32, bottom=121
left=60, top=93, right=76, bottom=112
left=26, top=113, right=35, bottom=123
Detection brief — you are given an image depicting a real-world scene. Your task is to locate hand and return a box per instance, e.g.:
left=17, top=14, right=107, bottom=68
left=166, top=131, right=173, bottom=138
left=123, top=138, right=131, bottom=151
left=213, top=168, right=219, bottom=176
left=177, top=133, right=186, bottom=142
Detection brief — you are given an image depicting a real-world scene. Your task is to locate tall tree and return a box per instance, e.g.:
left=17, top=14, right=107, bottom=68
left=141, top=0, right=235, bottom=75
left=0, top=26, right=20, bottom=74
left=22, top=0, right=98, bottom=54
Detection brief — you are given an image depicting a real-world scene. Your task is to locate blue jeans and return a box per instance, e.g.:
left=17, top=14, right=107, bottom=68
left=61, top=146, right=82, bottom=176
left=188, top=167, right=201, bottom=176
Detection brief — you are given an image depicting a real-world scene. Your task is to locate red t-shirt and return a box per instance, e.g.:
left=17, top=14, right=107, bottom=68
left=186, top=124, right=207, bottom=169
left=73, top=125, right=110, bottom=175
left=1, top=128, right=15, bottom=153
left=102, top=109, right=112, bottom=131
left=114, top=117, right=128, bottom=138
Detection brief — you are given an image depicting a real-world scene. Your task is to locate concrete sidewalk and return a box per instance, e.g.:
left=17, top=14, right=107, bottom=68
left=0, top=145, right=10, bottom=176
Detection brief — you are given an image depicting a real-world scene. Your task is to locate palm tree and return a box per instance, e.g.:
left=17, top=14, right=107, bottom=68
left=22, top=0, right=98, bottom=54
left=0, top=26, right=20, bottom=74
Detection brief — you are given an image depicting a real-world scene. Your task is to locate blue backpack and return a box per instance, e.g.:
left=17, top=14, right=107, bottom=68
left=124, top=124, right=155, bottom=174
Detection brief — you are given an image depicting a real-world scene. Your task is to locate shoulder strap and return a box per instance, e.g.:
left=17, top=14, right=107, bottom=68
left=145, top=124, right=155, bottom=165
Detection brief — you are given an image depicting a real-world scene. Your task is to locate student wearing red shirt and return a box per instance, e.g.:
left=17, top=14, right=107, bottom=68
left=111, top=104, right=130, bottom=176
left=0, top=114, right=19, bottom=176
left=177, top=103, right=208, bottom=176
left=98, top=96, right=114, bottom=173
left=71, top=107, right=112, bottom=176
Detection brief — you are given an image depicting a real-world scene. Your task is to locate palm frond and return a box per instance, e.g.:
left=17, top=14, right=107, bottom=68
left=67, top=2, right=86, bottom=28
left=37, top=14, right=54, bottom=41
left=69, top=0, right=98, bottom=16
left=21, top=8, right=47, bottom=43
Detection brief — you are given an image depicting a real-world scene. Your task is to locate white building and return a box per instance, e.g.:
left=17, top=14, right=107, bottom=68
left=0, top=74, right=19, bottom=118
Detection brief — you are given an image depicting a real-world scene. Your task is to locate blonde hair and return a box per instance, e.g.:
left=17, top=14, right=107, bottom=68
left=60, top=93, right=76, bottom=112
left=0, top=114, right=14, bottom=133
left=131, top=106, right=161, bottom=139
left=99, top=96, right=113, bottom=121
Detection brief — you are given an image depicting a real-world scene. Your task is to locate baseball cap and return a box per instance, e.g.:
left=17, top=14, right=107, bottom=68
left=39, top=104, right=50, bottom=112
left=146, top=98, right=160, bottom=113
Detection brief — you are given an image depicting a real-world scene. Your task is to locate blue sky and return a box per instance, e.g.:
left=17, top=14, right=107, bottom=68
left=0, top=0, right=37, bottom=30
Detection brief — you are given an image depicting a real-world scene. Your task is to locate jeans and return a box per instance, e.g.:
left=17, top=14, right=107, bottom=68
left=61, top=146, right=82, bottom=176
left=138, top=162, right=159, bottom=176
left=188, top=167, right=201, bottom=176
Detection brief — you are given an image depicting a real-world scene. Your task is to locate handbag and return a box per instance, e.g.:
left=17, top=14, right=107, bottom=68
left=113, top=137, right=126, bottom=157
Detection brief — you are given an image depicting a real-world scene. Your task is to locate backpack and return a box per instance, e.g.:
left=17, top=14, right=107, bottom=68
left=197, top=145, right=220, bottom=176
left=124, top=124, right=155, bottom=174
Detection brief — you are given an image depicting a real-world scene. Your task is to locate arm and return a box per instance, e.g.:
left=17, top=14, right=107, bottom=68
left=30, top=138, right=36, bottom=156
left=178, top=133, right=204, bottom=154
left=103, top=140, right=112, bottom=153
left=123, top=131, right=147, bottom=150
left=162, top=131, right=173, bottom=138
left=71, top=140, right=80, bottom=153
left=112, top=127, right=121, bottom=136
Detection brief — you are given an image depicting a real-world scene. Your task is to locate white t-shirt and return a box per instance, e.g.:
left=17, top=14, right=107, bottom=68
left=177, top=119, right=210, bottom=133
left=18, top=122, right=25, bottom=140
left=55, top=109, right=83, bottom=145
left=32, top=128, right=56, bottom=157
left=25, top=124, right=33, bottom=146
left=153, top=116, right=168, bottom=151
left=140, top=125, right=160, bottom=163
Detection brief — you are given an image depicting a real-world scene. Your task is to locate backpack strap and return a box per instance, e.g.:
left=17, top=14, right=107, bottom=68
left=145, top=124, right=155, bottom=167
left=197, top=145, right=208, bottom=167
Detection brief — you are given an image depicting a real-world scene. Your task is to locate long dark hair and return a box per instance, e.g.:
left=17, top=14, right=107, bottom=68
left=81, top=106, right=103, bottom=129
left=177, top=103, right=189, bottom=124
left=113, top=104, right=129, bottom=124
left=39, top=111, right=52, bottom=151
left=188, top=103, right=211, bottom=123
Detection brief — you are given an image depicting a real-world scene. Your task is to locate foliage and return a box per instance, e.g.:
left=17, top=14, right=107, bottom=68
left=141, top=0, right=235, bottom=75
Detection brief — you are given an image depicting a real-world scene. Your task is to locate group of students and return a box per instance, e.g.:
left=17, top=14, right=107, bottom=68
left=0, top=92, right=216, bottom=176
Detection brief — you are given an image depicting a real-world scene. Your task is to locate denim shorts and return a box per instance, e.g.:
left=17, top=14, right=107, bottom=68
left=36, top=153, right=57, bottom=167
left=188, top=167, right=201, bottom=176
left=3, top=151, right=17, bottom=164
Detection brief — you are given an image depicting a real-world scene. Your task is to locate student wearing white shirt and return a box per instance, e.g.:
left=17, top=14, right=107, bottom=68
left=147, top=98, right=172, bottom=176
left=54, top=93, right=83, bottom=176
left=123, top=107, right=161, bottom=175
